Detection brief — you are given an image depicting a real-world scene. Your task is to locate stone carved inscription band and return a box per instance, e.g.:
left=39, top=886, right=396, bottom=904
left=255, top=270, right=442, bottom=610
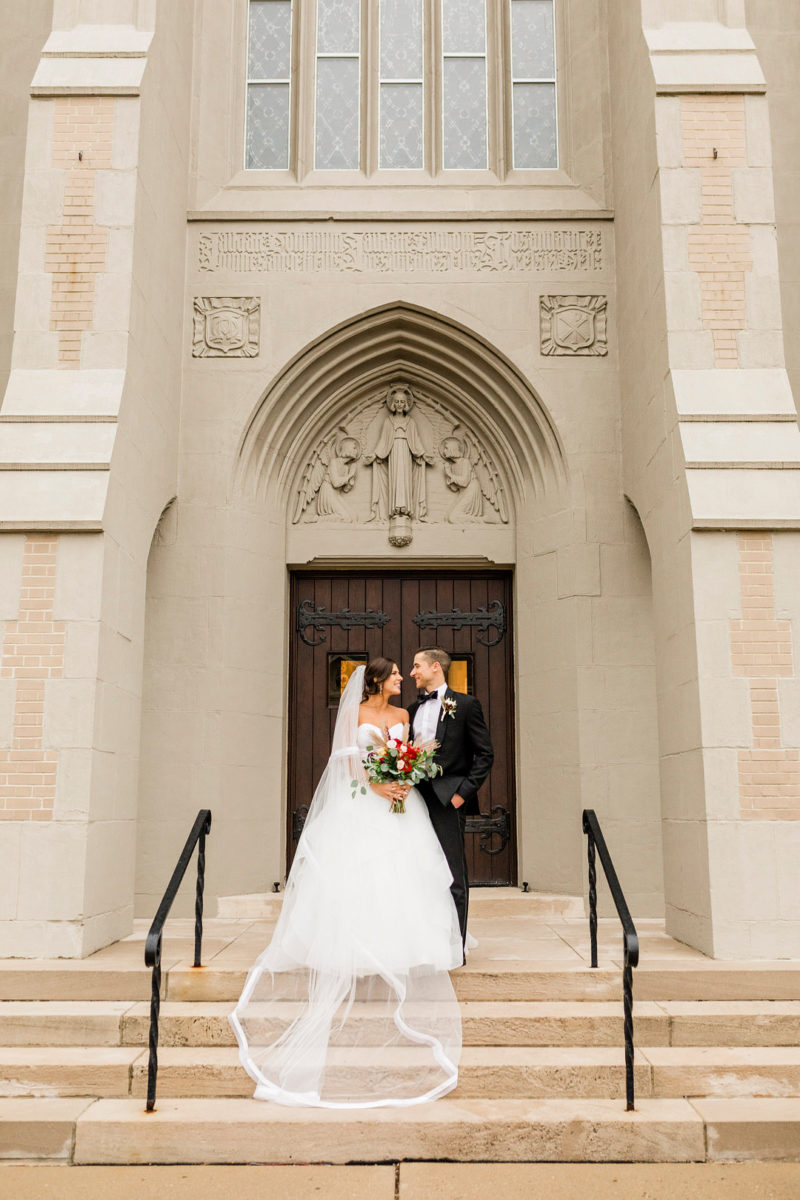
left=198, top=230, right=604, bottom=275
left=413, top=601, right=507, bottom=647
left=296, top=599, right=390, bottom=646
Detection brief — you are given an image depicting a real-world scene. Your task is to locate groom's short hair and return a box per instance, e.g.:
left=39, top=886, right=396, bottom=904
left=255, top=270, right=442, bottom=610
left=418, top=646, right=452, bottom=676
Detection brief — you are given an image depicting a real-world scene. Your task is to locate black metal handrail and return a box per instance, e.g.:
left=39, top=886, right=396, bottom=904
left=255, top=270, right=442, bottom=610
left=582, top=808, right=639, bottom=1111
left=144, top=809, right=212, bottom=1113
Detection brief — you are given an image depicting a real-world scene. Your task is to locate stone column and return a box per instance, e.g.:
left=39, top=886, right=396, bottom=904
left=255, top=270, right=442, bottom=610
left=0, top=1, right=193, bottom=956
left=610, top=1, right=800, bottom=956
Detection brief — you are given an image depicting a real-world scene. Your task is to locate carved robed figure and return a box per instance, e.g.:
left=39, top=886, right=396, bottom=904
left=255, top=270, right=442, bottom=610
left=364, top=383, right=435, bottom=546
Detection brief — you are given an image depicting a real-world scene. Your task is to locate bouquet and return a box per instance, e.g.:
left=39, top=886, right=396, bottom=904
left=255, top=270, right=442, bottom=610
left=353, top=724, right=442, bottom=813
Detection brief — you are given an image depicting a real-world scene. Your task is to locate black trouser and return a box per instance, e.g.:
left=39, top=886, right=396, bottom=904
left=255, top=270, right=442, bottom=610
left=425, top=797, right=469, bottom=953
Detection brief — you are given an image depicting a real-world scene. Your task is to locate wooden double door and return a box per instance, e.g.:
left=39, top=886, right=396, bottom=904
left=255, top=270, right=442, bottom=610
left=288, top=571, right=516, bottom=886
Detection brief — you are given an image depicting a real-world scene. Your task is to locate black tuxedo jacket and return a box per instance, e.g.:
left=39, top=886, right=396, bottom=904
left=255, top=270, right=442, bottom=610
left=408, top=688, right=494, bottom=815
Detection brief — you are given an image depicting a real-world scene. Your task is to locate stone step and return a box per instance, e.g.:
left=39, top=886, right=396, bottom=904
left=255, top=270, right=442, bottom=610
left=0, top=1047, right=140, bottom=1097
left=215, top=889, right=586, bottom=921
left=5, top=1095, right=800, bottom=1165
left=166, top=963, right=800, bottom=1005
left=4, top=1045, right=800, bottom=1103
left=72, top=1096, right=707, bottom=1164
left=0, top=1098, right=93, bottom=1161
left=0, top=1002, right=134, bottom=1046
left=3, top=957, right=800, bottom=1004
left=3, top=999, right=800, bottom=1049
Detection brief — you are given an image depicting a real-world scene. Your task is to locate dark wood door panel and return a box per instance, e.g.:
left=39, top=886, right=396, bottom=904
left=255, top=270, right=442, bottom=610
left=288, top=571, right=516, bottom=885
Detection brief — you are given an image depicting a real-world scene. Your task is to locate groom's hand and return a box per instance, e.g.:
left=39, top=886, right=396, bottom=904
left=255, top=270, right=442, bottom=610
left=451, top=793, right=465, bottom=809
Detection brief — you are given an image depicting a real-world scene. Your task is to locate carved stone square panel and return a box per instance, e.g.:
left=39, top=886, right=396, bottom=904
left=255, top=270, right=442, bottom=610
left=192, top=296, right=260, bottom=357
left=540, top=294, right=608, bottom=356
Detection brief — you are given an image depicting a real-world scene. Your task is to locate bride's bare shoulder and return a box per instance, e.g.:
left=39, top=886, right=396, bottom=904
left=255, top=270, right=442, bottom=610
left=394, top=707, right=410, bottom=723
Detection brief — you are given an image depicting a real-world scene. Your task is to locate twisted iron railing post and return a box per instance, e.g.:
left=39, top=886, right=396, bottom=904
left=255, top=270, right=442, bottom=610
left=623, top=951, right=634, bottom=1111
left=145, top=937, right=162, bottom=1113
left=194, top=825, right=206, bottom=968
left=587, top=832, right=598, bottom=969
left=582, top=809, right=639, bottom=1111
left=144, top=809, right=212, bottom=1113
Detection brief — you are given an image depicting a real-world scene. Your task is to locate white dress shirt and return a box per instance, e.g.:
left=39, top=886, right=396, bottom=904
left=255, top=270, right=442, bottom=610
left=414, top=681, right=448, bottom=744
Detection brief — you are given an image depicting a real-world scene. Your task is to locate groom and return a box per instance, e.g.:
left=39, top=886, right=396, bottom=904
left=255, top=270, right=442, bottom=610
left=409, top=646, right=494, bottom=956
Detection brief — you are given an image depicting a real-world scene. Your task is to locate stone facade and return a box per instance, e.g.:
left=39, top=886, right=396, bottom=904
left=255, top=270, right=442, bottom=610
left=0, top=0, right=799, bottom=959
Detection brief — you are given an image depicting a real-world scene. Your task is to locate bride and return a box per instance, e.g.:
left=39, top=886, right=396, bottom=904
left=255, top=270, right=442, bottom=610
left=229, top=658, right=464, bottom=1107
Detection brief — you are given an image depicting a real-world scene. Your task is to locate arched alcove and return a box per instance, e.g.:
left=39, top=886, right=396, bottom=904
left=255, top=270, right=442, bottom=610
left=236, top=302, right=567, bottom=512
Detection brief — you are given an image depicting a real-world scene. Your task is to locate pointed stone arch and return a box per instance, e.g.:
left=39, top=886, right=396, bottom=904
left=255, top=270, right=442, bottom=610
left=236, top=302, right=567, bottom=512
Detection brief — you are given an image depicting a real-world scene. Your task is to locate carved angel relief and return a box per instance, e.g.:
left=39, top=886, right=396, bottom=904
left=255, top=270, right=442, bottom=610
left=440, top=427, right=508, bottom=524
left=291, top=381, right=509, bottom=545
left=293, top=428, right=361, bottom=524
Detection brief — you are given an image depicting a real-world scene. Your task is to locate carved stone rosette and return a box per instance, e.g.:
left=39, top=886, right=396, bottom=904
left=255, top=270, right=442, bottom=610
left=540, top=295, right=608, bottom=356
left=192, top=297, right=260, bottom=357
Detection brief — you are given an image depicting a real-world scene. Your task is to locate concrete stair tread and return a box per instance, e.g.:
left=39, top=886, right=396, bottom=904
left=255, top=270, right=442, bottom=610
left=215, top=889, right=587, bottom=921
left=0, top=1097, right=94, bottom=1160
left=691, top=1098, right=800, bottom=1161
left=6, top=1045, right=800, bottom=1104
left=3, top=1093, right=799, bottom=1164
left=72, top=1096, right=707, bottom=1164
left=0, top=1047, right=141, bottom=1099
left=3, top=956, right=800, bottom=1003
left=5, top=999, right=800, bottom=1049
left=0, top=1001, right=135, bottom=1046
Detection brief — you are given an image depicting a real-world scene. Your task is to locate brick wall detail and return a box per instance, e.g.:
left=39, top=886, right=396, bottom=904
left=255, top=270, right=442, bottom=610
left=46, top=97, right=113, bottom=368
left=731, top=533, right=800, bottom=819
left=0, top=538, right=64, bottom=820
left=681, top=95, right=752, bottom=368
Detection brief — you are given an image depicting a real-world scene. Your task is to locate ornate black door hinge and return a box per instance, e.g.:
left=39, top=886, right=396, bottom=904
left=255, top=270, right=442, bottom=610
left=296, top=599, right=391, bottom=646
left=465, top=806, right=511, bottom=855
left=292, top=805, right=310, bottom=841
left=413, top=600, right=506, bottom=647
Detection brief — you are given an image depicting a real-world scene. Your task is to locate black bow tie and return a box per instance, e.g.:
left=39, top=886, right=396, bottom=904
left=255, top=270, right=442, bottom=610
left=418, top=691, right=440, bottom=703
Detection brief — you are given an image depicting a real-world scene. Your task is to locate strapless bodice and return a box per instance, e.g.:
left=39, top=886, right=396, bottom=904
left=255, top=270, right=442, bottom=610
left=356, top=722, right=405, bottom=749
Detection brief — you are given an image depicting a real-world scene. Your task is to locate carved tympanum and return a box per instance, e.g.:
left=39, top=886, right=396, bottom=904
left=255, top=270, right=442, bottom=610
left=291, top=381, right=510, bottom=546
left=540, top=295, right=608, bottom=357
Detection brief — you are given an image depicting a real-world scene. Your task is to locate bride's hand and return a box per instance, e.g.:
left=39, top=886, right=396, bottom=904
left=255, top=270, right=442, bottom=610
left=371, top=781, right=408, bottom=804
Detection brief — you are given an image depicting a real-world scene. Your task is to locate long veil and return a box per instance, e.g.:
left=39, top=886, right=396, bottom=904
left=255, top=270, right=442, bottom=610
left=229, top=666, right=462, bottom=1107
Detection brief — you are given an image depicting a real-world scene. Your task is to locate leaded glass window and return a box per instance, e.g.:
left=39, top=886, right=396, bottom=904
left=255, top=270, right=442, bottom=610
left=246, top=0, right=292, bottom=170
left=441, top=0, right=488, bottom=170
left=510, top=0, right=557, bottom=168
left=243, top=0, right=560, bottom=177
left=379, top=0, right=424, bottom=170
left=315, top=0, right=361, bottom=170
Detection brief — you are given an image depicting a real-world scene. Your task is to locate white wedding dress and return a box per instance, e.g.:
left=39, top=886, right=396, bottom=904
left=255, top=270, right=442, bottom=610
left=229, top=667, right=464, bottom=1108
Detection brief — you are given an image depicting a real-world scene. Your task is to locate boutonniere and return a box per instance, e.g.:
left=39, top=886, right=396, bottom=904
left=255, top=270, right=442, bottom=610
left=441, top=696, right=457, bottom=720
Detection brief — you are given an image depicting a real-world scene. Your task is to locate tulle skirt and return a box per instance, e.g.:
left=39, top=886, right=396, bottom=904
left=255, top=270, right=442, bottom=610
left=229, top=785, right=464, bottom=1108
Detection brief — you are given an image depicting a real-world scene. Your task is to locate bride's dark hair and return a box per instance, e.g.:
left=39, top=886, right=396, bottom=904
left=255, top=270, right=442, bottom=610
left=362, top=657, right=396, bottom=702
